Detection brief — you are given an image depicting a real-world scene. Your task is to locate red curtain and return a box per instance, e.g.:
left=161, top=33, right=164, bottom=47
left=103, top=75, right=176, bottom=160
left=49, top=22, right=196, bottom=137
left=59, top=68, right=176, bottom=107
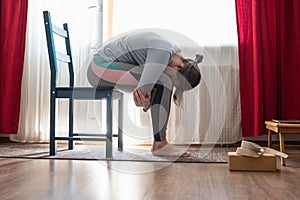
left=0, top=0, right=28, bottom=134
left=236, top=0, right=300, bottom=136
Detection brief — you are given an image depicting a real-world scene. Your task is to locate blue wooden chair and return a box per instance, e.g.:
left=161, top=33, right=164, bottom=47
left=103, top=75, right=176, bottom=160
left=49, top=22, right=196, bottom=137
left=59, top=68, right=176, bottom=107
left=43, top=10, right=123, bottom=158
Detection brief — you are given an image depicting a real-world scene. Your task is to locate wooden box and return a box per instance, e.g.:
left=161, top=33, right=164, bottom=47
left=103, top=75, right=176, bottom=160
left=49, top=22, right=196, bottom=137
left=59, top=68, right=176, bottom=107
left=228, top=152, right=277, bottom=172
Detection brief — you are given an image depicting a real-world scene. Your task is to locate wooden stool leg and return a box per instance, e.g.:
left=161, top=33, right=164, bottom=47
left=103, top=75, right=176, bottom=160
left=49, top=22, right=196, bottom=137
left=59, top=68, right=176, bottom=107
left=267, top=129, right=272, bottom=148
left=279, top=132, right=286, bottom=166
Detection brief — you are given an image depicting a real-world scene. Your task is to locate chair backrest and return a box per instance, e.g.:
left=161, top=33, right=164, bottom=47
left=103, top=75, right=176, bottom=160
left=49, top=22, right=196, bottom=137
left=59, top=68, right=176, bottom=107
left=43, top=10, right=74, bottom=89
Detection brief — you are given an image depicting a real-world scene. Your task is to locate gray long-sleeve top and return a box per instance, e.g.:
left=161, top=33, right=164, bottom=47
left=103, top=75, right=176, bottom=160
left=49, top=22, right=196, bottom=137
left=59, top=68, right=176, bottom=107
left=97, top=31, right=180, bottom=94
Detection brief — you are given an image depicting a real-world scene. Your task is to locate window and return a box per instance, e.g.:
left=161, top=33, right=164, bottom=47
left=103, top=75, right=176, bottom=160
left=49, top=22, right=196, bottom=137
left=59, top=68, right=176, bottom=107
left=111, top=0, right=237, bottom=46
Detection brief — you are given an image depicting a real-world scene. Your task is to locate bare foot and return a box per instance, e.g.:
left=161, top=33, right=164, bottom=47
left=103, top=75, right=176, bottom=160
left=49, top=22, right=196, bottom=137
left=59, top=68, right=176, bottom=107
left=151, top=141, right=191, bottom=157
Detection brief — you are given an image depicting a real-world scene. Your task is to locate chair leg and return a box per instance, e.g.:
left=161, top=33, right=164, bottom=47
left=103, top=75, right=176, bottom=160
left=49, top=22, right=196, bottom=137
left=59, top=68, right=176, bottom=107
left=50, top=95, right=57, bottom=155
left=106, top=95, right=113, bottom=158
left=118, top=93, right=123, bottom=151
left=68, top=99, right=74, bottom=150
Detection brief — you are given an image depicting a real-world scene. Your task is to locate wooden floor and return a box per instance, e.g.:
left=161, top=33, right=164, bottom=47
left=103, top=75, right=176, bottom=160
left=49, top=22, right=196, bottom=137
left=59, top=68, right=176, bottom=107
left=0, top=157, right=300, bottom=200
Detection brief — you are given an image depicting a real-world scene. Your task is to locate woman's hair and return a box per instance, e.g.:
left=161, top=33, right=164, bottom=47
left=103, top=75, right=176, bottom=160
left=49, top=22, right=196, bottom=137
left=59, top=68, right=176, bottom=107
left=173, top=54, right=203, bottom=106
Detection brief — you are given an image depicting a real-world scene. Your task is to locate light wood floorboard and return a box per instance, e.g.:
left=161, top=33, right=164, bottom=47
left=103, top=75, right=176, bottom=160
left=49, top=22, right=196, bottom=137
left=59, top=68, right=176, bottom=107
left=0, top=158, right=300, bottom=200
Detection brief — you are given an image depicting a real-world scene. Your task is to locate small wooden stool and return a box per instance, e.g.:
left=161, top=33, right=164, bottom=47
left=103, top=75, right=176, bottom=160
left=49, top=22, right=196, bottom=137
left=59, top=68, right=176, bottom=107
left=265, top=121, right=300, bottom=166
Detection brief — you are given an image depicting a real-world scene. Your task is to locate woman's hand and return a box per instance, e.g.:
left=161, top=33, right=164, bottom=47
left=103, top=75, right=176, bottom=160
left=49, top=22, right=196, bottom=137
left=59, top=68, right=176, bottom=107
left=133, top=88, right=151, bottom=109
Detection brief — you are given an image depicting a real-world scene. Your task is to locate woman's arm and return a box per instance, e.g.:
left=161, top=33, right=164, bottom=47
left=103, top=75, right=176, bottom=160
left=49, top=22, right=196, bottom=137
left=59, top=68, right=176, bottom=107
left=137, top=48, right=171, bottom=95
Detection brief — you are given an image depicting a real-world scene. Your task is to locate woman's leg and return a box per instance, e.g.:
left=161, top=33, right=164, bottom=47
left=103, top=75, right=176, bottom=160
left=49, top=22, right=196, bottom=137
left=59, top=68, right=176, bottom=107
left=87, top=65, right=115, bottom=87
left=150, top=82, right=190, bottom=157
left=150, top=83, right=172, bottom=141
left=87, top=61, right=139, bottom=92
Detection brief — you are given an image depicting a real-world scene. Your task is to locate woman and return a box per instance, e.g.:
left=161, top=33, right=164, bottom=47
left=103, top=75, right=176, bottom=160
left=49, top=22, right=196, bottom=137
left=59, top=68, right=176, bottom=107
left=87, top=31, right=202, bottom=157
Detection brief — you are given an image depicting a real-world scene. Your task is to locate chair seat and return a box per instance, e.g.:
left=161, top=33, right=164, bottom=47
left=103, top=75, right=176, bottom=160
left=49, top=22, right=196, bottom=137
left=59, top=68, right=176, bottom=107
left=55, top=87, right=123, bottom=100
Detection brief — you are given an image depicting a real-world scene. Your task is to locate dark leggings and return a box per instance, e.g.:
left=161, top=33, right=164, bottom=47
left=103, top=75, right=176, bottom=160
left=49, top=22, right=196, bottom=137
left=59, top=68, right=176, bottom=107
left=87, top=63, right=172, bottom=141
left=150, top=83, right=172, bottom=141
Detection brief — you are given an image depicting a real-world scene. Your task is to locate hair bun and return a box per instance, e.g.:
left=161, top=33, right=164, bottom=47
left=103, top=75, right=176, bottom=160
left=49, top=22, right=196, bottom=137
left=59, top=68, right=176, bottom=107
left=195, top=54, right=203, bottom=64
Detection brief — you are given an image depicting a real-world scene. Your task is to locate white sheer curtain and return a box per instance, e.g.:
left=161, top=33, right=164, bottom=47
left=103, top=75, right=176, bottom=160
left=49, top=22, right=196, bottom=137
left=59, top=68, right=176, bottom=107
left=11, top=0, right=103, bottom=142
left=111, top=0, right=242, bottom=144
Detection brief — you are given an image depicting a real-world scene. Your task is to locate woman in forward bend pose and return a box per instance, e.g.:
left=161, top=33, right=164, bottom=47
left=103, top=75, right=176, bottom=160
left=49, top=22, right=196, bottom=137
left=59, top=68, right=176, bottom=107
left=87, top=31, right=202, bottom=157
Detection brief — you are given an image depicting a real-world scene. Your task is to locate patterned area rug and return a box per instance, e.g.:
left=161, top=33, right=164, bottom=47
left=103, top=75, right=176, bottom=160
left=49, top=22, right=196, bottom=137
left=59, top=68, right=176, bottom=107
left=0, top=142, right=236, bottom=163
